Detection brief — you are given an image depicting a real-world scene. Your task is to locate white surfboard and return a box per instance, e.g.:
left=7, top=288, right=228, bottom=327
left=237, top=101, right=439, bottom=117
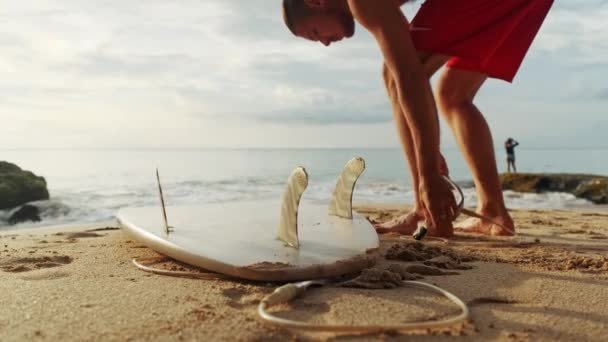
left=117, top=158, right=379, bottom=282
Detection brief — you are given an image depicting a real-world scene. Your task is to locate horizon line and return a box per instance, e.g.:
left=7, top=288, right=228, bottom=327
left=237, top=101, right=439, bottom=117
left=2, top=146, right=608, bottom=151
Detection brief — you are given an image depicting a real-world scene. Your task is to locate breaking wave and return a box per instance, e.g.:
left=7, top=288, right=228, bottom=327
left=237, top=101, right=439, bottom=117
left=0, top=178, right=596, bottom=230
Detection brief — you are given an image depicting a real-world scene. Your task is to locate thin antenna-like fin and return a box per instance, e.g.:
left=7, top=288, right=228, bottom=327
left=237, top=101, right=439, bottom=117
left=328, top=157, right=366, bottom=219
left=156, top=168, right=173, bottom=234
left=277, top=167, right=308, bottom=249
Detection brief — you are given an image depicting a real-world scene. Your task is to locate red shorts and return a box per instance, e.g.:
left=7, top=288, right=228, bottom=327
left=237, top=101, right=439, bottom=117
left=410, top=0, right=554, bottom=82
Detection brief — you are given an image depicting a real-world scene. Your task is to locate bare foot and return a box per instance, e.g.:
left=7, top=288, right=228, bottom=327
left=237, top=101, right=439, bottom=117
left=374, top=211, right=455, bottom=238
left=455, top=213, right=515, bottom=236
left=374, top=211, right=422, bottom=235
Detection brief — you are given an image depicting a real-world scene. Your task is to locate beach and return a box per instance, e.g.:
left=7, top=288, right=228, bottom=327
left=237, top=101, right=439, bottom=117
left=1, top=205, right=607, bottom=341
left=2, top=0, right=606, bottom=340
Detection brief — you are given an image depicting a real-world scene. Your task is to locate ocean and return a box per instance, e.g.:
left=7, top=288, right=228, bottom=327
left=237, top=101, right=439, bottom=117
left=1, top=148, right=606, bottom=229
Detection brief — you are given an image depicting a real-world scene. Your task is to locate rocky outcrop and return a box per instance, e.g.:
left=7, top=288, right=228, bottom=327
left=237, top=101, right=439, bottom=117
left=8, top=204, right=42, bottom=225
left=0, top=161, right=50, bottom=210
left=499, top=173, right=608, bottom=205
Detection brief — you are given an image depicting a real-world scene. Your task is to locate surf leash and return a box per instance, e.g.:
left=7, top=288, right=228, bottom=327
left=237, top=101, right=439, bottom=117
left=132, top=256, right=231, bottom=280
left=412, top=176, right=515, bottom=240
left=257, top=279, right=469, bottom=333
left=131, top=256, right=470, bottom=333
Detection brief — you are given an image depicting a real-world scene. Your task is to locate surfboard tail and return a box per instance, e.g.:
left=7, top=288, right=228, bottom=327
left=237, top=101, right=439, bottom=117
left=328, top=157, right=366, bottom=219
left=277, top=167, right=309, bottom=249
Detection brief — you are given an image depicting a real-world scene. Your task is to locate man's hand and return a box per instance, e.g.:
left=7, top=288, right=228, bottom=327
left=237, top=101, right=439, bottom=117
left=419, top=172, right=458, bottom=237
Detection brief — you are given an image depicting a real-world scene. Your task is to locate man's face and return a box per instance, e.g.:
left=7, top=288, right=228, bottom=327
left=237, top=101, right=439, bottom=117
left=293, top=11, right=355, bottom=46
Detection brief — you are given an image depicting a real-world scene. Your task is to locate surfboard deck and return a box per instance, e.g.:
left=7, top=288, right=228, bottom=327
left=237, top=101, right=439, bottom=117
left=117, top=200, right=379, bottom=281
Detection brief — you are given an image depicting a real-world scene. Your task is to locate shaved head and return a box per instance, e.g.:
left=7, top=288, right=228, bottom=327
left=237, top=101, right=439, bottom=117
left=282, top=0, right=314, bottom=35
left=281, top=0, right=355, bottom=45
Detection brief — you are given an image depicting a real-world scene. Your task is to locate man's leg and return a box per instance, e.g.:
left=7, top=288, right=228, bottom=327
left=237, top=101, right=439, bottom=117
left=437, top=67, right=514, bottom=236
left=507, top=159, right=512, bottom=173
left=375, top=54, right=448, bottom=234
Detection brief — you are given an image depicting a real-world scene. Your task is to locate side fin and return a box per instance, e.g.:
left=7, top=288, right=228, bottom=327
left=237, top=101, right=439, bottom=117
left=156, top=168, right=173, bottom=234
left=328, top=157, right=366, bottom=219
left=277, top=167, right=308, bottom=249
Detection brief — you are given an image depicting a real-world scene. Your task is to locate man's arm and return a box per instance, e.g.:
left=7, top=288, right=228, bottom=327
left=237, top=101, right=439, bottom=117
left=348, top=0, right=457, bottom=232
left=348, top=0, right=439, bottom=175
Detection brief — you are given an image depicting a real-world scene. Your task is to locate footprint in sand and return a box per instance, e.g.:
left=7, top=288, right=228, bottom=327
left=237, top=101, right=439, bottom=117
left=66, top=232, right=104, bottom=239
left=290, top=301, right=331, bottom=314
left=221, top=287, right=260, bottom=308
left=0, top=255, right=73, bottom=273
left=87, top=227, right=120, bottom=232
left=581, top=213, right=608, bottom=218
left=52, top=232, right=107, bottom=242
left=20, top=270, right=70, bottom=281
left=468, top=297, right=519, bottom=307
left=562, top=229, right=607, bottom=240
left=385, top=242, right=476, bottom=264
left=221, top=287, right=248, bottom=301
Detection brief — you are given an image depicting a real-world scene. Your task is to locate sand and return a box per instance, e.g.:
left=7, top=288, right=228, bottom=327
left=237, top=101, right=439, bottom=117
left=0, top=206, right=607, bottom=341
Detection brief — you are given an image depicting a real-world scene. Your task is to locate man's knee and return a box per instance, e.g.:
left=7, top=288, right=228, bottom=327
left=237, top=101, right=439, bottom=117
left=437, top=77, right=470, bottom=113
left=437, top=69, right=487, bottom=113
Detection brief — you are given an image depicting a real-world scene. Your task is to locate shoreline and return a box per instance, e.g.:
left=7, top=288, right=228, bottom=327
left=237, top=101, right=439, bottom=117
left=1, top=205, right=607, bottom=341
left=3, top=201, right=608, bottom=233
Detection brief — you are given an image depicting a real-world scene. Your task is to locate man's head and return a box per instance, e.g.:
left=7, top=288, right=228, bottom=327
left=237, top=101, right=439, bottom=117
left=282, top=0, right=355, bottom=46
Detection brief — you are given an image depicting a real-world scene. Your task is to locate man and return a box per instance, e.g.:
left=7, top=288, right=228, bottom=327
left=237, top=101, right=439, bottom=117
left=505, top=138, right=520, bottom=173
left=281, top=0, right=553, bottom=237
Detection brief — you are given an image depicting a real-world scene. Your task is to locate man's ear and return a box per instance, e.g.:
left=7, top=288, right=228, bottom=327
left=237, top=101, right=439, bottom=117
left=304, top=0, right=325, bottom=9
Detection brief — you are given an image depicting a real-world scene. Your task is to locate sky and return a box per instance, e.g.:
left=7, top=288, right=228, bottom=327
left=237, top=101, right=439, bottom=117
left=1, top=0, right=607, bottom=149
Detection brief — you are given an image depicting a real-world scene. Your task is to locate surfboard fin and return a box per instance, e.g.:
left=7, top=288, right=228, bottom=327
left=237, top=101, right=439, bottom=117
left=277, top=167, right=309, bottom=249
left=328, top=157, right=366, bottom=219
left=156, top=168, right=173, bottom=234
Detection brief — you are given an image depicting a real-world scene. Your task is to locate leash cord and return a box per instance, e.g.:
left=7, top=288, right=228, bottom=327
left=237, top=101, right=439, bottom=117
left=257, top=280, right=469, bottom=333
left=132, top=257, right=470, bottom=333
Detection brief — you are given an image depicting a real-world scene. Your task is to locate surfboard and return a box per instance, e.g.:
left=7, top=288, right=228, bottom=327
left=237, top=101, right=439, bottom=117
left=116, top=158, right=380, bottom=282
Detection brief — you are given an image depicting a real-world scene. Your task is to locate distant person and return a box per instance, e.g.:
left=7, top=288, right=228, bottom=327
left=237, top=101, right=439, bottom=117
left=281, top=0, right=553, bottom=237
left=505, top=138, right=519, bottom=173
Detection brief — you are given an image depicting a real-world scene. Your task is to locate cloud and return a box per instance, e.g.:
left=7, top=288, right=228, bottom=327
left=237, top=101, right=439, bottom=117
left=254, top=107, right=392, bottom=125
left=0, top=0, right=606, bottom=148
left=225, top=91, right=393, bottom=125
left=533, top=1, right=608, bottom=66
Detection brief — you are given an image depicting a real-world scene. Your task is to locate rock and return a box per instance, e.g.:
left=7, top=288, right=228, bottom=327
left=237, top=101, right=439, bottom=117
left=0, top=161, right=50, bottom=210
left=8, top=204, right=41, bottom=225
left=573, top=179, right=608, bottom=205
left=499, top=173, right=608, bottom=205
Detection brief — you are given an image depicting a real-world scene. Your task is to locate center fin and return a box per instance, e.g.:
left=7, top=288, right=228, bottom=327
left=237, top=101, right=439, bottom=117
left=328, top=157, right=366, bottom=219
